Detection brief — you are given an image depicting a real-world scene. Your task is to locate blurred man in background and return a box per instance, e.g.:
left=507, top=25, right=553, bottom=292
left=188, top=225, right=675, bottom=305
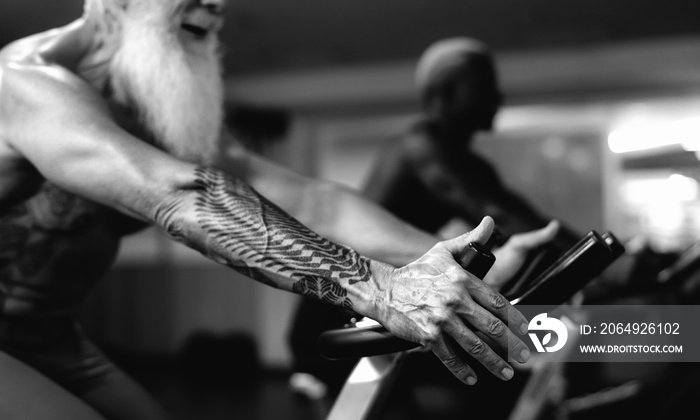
left=363, top=37, right=579, bottom=254
left=362, top=37, right=654, bottom=298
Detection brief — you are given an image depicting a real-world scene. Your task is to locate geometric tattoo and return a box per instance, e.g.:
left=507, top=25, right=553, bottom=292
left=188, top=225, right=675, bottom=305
left=192, top=167, right=373, bottom=309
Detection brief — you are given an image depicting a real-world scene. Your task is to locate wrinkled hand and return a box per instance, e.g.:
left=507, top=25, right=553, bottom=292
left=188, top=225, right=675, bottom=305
left=484, top=220, right=560, bottom=291
left=373, top=216, right=532, bottom=385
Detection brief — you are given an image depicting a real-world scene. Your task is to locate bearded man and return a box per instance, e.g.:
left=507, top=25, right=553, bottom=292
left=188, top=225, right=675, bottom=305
left=0, top=2, right=557, bottom=419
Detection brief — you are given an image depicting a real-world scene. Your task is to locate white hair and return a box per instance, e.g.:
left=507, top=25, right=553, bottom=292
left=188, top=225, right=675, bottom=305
left=80, top=0, right=224, bottom=164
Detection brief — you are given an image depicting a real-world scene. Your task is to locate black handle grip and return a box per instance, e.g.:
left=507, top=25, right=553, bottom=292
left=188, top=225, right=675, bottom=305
left=458, top=242, right=496, bottom=280
left=318, top=241, right=495, bottom=360
left=511, top=230, right=623, bottom=306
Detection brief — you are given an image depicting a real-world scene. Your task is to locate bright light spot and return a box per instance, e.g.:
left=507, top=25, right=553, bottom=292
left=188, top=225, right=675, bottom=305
left=355, top=318, right=380, bottom=328
left=644, top=204, right=686, bottom=231
left=682, top=138, right=700, bottom=152
left=621, top=173, right=700, bottom=252
left=608, top=116, right=700, bottom=153
left=622, top=174, right=698, bottom=204
left=346, top=355, right=396, bottom=384
left=668, top=174, right=699, bottom=201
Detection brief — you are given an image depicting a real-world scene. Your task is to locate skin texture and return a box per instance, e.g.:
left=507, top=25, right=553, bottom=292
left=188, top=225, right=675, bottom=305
left=0, top=7, right=554, bottom=420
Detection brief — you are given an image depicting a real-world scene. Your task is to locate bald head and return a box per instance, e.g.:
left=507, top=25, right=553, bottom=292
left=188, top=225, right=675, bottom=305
left=415, top=37, right=502, bottom=133
left=415, top=38, right=491, bottom=90
left=415, top=37, right=498, bottom=96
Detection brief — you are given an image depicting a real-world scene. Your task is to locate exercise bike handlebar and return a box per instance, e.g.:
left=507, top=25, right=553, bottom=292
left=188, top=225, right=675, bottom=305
left=318, top=230, right=625, bottom=360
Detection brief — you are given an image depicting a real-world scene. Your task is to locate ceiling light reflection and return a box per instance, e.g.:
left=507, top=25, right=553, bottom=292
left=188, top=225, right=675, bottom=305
left=608, top=116, right=700, bottom=154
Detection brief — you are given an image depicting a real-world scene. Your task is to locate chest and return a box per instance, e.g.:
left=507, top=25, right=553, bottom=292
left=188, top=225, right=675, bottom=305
left=0, top=182, right=147, bottom=277
left=0, top=183, right=101, bottom=254
left=1, top=181, right=143, bottom=251
left=0, top=183, right=105, bottom=275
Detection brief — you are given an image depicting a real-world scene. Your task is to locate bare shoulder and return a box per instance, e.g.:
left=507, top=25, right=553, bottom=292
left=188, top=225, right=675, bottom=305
left=0, top=35, right=108, bottom=201
left=0, top=27, right=102, bottom=148
left=0, top=59, right=110, bottom=147
left=0, top=31, right=53, bottom=155
left=1, top=58, right=95, bottom=105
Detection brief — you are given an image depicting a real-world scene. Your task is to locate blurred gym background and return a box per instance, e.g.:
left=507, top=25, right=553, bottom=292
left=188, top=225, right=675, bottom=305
left=3, top=1, right=700, bottom=418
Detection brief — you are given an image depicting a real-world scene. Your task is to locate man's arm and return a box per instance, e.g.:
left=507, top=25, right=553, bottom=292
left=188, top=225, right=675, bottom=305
left=0, top=63, right=530, bottom=384
left=396, top=133, right=580, bottom=248
left=212, top=136, right=436, bottom=268
left=214, top=134, right=560, bottom=288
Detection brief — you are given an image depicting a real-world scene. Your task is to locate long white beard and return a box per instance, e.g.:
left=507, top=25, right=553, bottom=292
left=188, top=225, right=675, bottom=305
left=108, top=12, right=224, bottom=164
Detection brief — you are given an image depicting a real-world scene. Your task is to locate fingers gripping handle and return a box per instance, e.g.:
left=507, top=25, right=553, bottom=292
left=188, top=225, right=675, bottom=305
left=319, top=230, right=626, bottom=360
left=317, top=242, right=495, bottom=360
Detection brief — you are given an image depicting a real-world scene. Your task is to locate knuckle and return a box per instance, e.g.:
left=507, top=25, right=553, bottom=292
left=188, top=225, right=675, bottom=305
left=487, top=319, right=507, bottom=337
left=466, top=339, right=487, bottom=356
left=431, top=308, right=454, bottom=334
left=421, top=328, right=441, bottom=348
left=441, top=356, right=472, bottom=381
left=434, top=312, right=452, bottom=329
left=488, top=359, right=505, bottom=373
left=441, top=354, right=460, bottom=368
left=444, top=298, right=464, bottom=314
left=488, top=293, right=507, bottom=310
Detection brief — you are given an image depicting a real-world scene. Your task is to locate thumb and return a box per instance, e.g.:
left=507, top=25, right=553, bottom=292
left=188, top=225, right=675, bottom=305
left=509, top=220, right=560, bottom=249
left=442, top=216, right=495, bottom=254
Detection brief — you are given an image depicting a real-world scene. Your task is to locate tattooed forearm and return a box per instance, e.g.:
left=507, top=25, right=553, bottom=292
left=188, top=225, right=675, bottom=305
left=188, top=167, right=373, bottom=309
